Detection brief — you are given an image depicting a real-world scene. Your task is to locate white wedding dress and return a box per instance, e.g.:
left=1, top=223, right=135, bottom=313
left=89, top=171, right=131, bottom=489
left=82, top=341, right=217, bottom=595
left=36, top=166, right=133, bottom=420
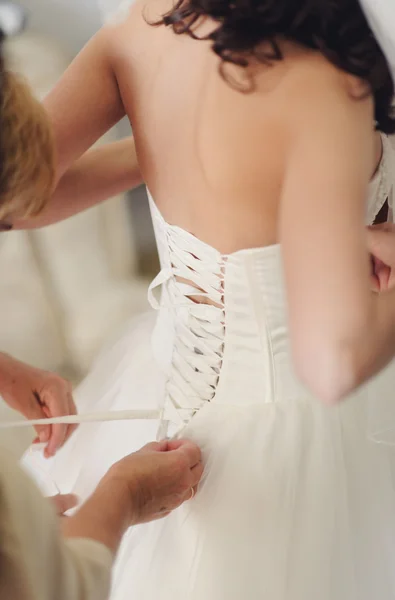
left=23, top=134, right=395, bottom=599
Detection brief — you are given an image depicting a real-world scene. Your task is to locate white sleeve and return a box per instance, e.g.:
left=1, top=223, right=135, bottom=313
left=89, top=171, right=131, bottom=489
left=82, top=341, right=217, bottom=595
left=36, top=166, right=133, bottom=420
left=0, top=445, right=113, bottom=600
left=97, top=0, right=134, bottom=24
left=368, top=134, right=395, bottom=224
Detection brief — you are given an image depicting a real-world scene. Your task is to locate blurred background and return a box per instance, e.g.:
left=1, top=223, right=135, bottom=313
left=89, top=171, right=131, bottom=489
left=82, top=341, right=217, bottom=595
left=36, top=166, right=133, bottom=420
left=0, top=0, right=158, bottom=452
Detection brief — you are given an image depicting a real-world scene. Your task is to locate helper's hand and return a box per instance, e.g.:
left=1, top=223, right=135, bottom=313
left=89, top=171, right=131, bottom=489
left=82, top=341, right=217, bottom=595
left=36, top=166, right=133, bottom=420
left=108, top=439, right=204, bottom=525
left=50, top=493, right=79, bottom=516
left=367, top=223, right=395, bottom=292
left=0, top=354, right=77, bottom=458
left=63, top=439, right=204, bottom=554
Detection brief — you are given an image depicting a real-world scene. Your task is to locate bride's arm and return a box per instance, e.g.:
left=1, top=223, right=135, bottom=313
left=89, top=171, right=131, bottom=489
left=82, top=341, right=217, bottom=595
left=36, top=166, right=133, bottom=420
left=14, top=137, right=142, bottom=229
left=279, top=68, right=395, bottom=404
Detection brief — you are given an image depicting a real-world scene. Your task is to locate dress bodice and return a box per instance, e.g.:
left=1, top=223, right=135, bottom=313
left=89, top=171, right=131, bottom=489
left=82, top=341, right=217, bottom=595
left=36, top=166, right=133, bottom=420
left=148, top=135, right=395, bottom=429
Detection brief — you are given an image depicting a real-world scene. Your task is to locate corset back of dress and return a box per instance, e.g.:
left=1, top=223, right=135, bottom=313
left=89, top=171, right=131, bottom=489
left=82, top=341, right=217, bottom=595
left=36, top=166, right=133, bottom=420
left=148, top=196, right=307, bottom=432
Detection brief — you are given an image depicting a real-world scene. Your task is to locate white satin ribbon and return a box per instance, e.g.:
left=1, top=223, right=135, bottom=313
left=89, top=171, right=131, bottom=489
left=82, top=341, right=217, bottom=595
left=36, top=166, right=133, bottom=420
left=0, top=409, right=161, bottom=430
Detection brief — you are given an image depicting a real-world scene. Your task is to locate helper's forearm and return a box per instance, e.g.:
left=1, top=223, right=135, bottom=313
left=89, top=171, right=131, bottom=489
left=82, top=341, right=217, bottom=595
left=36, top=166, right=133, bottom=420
left=15, top=137, right=142, bottom=230
left=62, top=473, right=132, bottom=555
left=0, top=353, right=17, bottom=397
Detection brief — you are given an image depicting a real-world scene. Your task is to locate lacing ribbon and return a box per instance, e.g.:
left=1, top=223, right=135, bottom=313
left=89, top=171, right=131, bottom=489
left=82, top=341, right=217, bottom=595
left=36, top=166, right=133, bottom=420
left=148, top=228, right=225, bottom=438
left=0, top=409, right=161, bottom=432
left=0, top=408, right=162, bottom=495
left=0, top=229, right=225, bottom=447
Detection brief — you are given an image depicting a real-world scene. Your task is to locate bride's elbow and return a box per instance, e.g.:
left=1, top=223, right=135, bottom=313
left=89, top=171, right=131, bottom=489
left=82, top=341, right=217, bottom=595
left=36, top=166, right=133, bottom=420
left=293, top=339, right=368, bottom=406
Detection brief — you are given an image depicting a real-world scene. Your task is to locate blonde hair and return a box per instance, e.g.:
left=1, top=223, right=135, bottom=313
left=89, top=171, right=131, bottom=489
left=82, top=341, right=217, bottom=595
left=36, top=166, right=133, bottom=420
left=0, top=71, right=55, bottom=220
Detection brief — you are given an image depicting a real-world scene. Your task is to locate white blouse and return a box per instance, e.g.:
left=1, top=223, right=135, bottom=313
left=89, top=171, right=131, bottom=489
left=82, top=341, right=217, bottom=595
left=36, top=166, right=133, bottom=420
left=0, top=444, right=113, bottom=600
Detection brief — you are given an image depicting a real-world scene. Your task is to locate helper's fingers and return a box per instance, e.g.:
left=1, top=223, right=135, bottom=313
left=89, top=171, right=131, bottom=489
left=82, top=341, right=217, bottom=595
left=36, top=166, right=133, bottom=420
left=368, top=223, right=395, bottom=233
left=167, top=439, right=202, bottom=467
left=45, top=425, right=68, bottom=459
left=142, top=441, right=170, bottom=453
left=371, top=255, right=392, bottom=291
left=27, top=391, right=51, bottom=445
left=368, top=229, right=395, bottom=267
left=50, top=494, right=79, bottom=516
left=64, top=391, right=78, bottom=442
left=43, top=389, right=70, bottom=458
left=190, top=461, right=204, bottom=487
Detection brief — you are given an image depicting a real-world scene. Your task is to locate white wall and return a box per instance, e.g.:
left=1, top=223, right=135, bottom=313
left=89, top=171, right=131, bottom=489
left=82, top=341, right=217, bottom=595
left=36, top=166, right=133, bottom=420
left=18, top=0, right=102, bottom=54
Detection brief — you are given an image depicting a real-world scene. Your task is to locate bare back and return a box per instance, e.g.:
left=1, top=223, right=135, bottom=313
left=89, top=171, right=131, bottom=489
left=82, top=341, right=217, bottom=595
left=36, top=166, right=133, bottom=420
left=112, top=0, right=372, bottom=253
left=37, top=0, right=391, bottom=402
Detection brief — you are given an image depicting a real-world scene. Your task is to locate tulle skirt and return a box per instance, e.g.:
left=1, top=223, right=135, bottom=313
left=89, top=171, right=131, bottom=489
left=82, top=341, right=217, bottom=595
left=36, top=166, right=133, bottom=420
left=22, top=311, right=395, bottom=600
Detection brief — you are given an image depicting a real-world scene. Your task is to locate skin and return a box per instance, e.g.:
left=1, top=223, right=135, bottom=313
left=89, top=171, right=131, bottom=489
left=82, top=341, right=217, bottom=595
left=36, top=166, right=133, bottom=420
left=63, top=440, right=203, bottom=553
left=368, top=223, right=395, bottom=292
left=0, top=3, right=207, bottom=560
left=13, top=137, right=142, bottom=229
left=0, top=353, right=77, bottom=457
left=1, top=0, right=393, bottom=408
left=51, top=493, right=79, bottom=515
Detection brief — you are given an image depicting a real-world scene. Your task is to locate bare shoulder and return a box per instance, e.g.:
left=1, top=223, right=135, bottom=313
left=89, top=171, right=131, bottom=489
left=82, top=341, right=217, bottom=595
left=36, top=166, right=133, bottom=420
left=104, top=0, right=162, bottom=33
left=271, top=52, right=374, bottom=131
left=103, top=0, right=159, bottom=60
left=252, top=53, right=374, bottom=146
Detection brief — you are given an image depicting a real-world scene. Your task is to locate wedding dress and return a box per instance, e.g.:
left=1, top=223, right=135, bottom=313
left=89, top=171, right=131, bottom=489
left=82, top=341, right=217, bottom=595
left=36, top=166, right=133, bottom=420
left=21, top=134, right=395, bottom=599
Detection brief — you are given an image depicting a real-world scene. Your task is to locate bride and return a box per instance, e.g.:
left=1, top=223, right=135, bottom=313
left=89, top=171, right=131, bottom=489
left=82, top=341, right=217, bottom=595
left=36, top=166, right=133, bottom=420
left=18, top=0, right=395, bottom=597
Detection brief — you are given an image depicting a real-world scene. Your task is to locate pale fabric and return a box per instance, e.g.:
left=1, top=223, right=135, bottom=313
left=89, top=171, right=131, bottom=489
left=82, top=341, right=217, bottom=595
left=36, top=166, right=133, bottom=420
left=0, top=445, right=113, bottom=600
left=23, top=135, right=395, bottom=599
left=360, top=0, right=395, bottom=82
left=98, top=0, right=133, bottom=24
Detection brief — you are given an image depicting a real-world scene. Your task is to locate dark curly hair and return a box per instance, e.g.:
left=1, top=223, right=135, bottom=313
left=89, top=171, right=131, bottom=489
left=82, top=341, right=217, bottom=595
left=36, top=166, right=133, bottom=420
left=156, top=0, right=395, bottom=134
